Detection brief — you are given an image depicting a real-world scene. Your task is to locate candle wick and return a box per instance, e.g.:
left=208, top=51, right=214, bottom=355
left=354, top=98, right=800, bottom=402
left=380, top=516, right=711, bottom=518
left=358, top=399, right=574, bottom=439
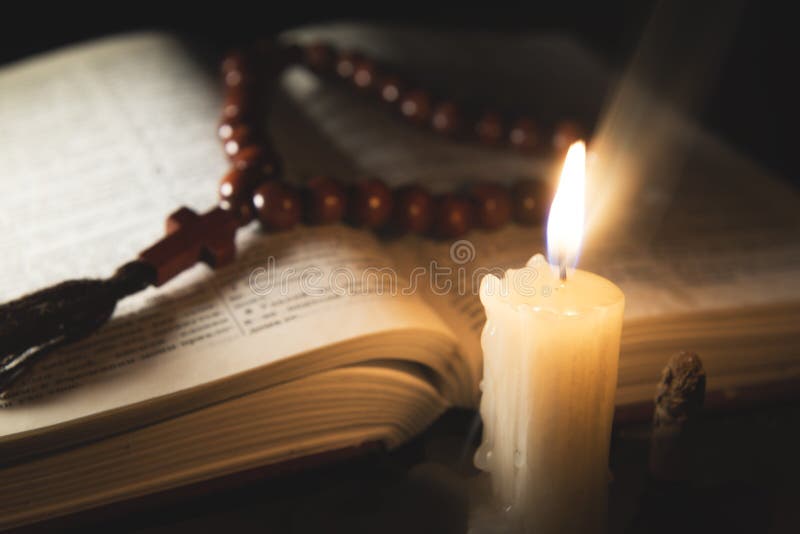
left=559, top=259, right=567, bottom=281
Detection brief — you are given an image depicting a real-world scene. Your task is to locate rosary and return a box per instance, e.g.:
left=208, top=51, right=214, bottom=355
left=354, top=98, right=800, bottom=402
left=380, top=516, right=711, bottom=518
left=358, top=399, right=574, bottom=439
left=0, top=40, right=587, bottom=393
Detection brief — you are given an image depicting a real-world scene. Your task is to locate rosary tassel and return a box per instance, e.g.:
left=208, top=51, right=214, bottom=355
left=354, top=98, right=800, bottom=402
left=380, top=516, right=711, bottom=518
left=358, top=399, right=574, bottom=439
left=0, top=261, right=155, bottom=395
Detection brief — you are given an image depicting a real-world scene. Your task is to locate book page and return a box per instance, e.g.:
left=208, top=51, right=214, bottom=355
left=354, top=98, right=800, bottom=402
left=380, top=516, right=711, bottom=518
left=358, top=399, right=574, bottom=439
left=279, top=24, right=609, bottom=190
left=278, top=25, right=606, bottom=393
left=280, top=24, right=800, bottom=391
left=0, top=33, right=455, bottom=438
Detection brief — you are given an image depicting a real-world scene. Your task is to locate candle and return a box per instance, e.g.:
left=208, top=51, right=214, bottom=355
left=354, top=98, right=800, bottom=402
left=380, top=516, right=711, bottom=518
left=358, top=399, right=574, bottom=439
left=475, top=142, right=625, bottom=533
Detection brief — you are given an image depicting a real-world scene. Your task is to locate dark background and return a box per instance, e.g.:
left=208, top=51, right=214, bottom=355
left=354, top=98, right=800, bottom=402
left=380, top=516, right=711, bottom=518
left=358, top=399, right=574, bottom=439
left=0, top=1, right=796, bottom=185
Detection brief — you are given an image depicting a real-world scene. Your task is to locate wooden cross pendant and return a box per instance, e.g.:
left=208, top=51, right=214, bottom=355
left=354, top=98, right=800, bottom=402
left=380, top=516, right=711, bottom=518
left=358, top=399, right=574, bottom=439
left=139, top=207, right=240, bottom=286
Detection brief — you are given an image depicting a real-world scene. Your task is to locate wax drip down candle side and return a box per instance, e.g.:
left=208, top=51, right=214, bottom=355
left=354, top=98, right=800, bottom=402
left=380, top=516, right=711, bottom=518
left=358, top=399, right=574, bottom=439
left=475, top=141, right=625, bottom=534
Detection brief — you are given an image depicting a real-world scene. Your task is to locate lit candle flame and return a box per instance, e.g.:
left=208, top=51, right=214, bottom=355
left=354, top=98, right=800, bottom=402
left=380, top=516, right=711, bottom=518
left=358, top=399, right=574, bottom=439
left=547, top=141, right=586, bottom=275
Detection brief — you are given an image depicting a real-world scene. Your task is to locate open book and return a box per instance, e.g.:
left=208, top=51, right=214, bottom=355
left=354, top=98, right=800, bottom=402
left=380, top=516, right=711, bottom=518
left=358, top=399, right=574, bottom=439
left=2, top=27, right=799, bottom=528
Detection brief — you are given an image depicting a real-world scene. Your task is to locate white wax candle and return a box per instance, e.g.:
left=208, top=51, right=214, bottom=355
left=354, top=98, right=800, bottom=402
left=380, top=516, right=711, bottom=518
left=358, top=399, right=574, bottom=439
left=475, top=253, right=624, bottom=533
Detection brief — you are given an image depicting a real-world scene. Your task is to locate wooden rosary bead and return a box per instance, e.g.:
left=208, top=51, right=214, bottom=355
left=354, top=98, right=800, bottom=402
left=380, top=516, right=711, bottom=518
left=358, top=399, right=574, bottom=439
left=475, top=112, right=504, bottom=145
left=218, top=169, right=262, bottom=223
left=553, top=120, right=584, bottom=151
left=348, top=178, right=393, bottom=229
left=511, top=179, right=549, bottom=226
left=222, top=125, right=257, bottom=158
left=231, top=145, right=263, bottom=170
left=378, top=76, right=404, bottom=104
left=335, top=51, right=359, bottom=80
left=352, top=59, right=377, bottom=90
left=221, top=89, right=255, bottom=122
left=435, top=194, right=473, bottom=238
left=303, top=43, right=334, bottom=73
left=509, top=117, right=540, bottom=152
left=221, top=50, right=257, bottom=90
left=232, top=146, right=282, bottom=178
left=218, top=120, right=238, bottom=141
left=393, top=185, right=434, bottom=234
left=400, top=89, right=431, bottom=124
left=223, top=139, right=246, bottom=158
left=210, top=43, right=577, bottom=243
left=470, top=182, right=512, bottom=230
left=304, top=176, right=347, bottom=224
left=221, top=50, right=249, bottom=76
left=224, top=69, right=245, bottom=89
left=430, top=101, right=460, bottom=136
left=253, top=181, right=302, bottom=231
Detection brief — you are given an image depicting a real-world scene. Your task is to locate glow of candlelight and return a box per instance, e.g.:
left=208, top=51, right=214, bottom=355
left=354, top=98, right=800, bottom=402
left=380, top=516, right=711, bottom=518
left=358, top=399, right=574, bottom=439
left=546, top=140, right=586, bottom=277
